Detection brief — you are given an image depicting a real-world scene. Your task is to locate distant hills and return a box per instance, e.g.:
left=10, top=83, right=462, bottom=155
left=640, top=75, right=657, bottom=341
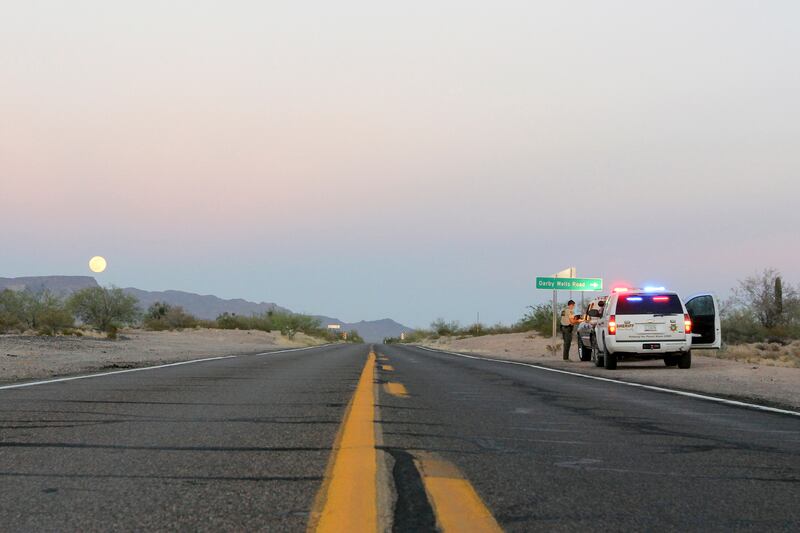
left=121, top=287, right=292, bottom=320
left=0, top=275, right=413, bottom=342
left=0, top=275, right=99, bottom=296
left=312, top=316, right=413, bottom=344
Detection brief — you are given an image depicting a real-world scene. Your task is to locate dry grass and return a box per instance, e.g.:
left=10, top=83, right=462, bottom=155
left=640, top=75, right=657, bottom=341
left=705, top=341, right=800, bottom=368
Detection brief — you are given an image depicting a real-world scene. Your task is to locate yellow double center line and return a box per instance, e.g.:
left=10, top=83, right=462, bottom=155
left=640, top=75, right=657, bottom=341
left=308, top=352, right=378, bottom=533
left=308, top=351, right=502, bottom=532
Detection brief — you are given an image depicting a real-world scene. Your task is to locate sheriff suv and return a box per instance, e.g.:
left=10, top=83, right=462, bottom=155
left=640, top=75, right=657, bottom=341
left=589, top=289, right=721, bottom=370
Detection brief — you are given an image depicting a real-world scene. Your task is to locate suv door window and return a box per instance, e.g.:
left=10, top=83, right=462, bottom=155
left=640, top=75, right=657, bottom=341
left=686, top=295, right=716, bottom=345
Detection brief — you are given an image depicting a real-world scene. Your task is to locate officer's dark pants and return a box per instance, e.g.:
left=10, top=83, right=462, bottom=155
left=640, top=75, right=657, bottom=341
left=562, top=325, right=573, bottom=360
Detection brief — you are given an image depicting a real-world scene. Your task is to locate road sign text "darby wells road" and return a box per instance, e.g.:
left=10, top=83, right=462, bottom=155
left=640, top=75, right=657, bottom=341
left=536, top=277, right=603, bottom=291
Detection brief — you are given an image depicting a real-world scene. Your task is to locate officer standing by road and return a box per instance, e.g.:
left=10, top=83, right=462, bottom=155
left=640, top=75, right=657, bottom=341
left=560, top=300, right=581, bottom=361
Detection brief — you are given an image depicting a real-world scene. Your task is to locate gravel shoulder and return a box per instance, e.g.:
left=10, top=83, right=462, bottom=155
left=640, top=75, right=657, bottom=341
left=416, top=332, right=800, bottom=411
left=0, top=328, right=326, bottom=383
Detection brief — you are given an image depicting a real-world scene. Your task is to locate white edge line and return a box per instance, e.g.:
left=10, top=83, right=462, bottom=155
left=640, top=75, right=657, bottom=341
left=415, top=345, right=800, bottom=418
left=0, top=343, right=336, bottom=391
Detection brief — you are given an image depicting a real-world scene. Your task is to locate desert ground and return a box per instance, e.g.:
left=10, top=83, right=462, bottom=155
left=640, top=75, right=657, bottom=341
left=0, top=328, right=325, bottom=383
left=418, top=332, right=800, bottom=410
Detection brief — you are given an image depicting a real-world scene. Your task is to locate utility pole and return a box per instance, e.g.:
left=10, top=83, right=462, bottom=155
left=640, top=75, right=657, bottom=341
left=552, top=288, right=557, bottom=343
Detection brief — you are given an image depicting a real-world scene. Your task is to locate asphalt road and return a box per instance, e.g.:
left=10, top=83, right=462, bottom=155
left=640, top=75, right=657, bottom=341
left=0, top=344, right=367, bottom=531
left=1, top=342, right=799, bottom=531
left=378, top=344, right=800, bottom=532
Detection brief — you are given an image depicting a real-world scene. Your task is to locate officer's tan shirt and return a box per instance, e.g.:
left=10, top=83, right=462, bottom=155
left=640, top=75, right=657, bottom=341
left=561, top=307, right=574, bottom=326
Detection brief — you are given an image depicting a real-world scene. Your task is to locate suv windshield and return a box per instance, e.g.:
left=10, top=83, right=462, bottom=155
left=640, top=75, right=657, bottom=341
left=615, top=294, right=683, bottom=315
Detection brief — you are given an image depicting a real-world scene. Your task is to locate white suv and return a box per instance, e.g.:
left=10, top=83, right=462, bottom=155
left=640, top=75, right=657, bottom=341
left=592, top=289, right=721, bottom=370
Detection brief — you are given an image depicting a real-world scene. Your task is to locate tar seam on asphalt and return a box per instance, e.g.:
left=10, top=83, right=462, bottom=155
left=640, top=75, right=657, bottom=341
left=382, top=447, right=437, bottom=533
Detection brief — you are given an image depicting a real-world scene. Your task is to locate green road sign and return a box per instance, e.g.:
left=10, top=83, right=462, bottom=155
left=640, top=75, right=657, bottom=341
left=536, top=277, right=603, bottom=291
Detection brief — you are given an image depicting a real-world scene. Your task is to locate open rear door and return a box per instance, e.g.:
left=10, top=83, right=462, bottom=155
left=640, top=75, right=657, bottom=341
left=685, top=293, right=722, bottom=349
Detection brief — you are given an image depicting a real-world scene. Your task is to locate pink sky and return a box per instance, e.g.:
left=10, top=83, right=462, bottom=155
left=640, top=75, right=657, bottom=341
left=3, top=1, right=799, bottom=326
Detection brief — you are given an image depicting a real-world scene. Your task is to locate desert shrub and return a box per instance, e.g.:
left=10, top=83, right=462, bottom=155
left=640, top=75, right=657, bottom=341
left=431, top=318, right=460, bottom=337
left=215, top=312, right=246, bottom=330
left=0, top=309, right=24, bottom=333
left=728, top=269, right=800, bottom=343
left=733, top=269, right=798, bottom=329
left=213, top=311, right=323, bottom=339
left=35, top=303, right=75, bottom=335
left=461, top=323, right=486, bottom=336
left=0, top=289, right=73, bottom=335
left=346, top=330, right=364, bottom=343
left=164, top=306, right=198, bottom=329
left=721, top=307, right=764, bottom=344
left=144, top=302, right=198, bottom=331
left=67, top=286, right=139, bottom=334
left=0, top=289, right=25, bottom=333
left=146, top=301, right=170, bottom=320
left=514, top=304, right=552, bottom=337
left=722, top=287, right=800, bottom=344
left=270, top=312, right=322, bottom=339
left=29, top=292, right=74, bottom=335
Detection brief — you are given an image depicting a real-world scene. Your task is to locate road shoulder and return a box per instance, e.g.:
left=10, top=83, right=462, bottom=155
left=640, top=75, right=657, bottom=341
left=413, top=334, right=800, bottom=412
left=0, top=328, right=327, bottom=383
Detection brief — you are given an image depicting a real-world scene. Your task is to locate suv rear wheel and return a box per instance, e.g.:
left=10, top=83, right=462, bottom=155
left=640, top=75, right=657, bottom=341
left=678, top=350, right=692, bottom=369
left=604, top=352, right=618, bottom=370
left=664, top=354, right=678, bottom=367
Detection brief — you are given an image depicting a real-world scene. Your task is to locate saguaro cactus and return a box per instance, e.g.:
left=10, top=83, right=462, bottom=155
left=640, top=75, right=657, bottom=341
left=775, top=276, right=783, bottom=323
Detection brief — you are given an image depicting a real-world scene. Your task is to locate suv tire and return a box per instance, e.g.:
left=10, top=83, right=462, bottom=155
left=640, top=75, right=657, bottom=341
left=664, top=355, right=678, bottom=367
left=579, top=345, right=592, bottom=362
left=604, top=352, right=618, bottom=370
left=678, top=350, right=692, bottom=369
left=592, top=341, right=604, bottom=367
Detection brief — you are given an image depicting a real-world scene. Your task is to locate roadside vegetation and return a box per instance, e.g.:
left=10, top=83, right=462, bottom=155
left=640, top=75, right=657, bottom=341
left=67, top=287, right=140, bottom=338
left=0, top=289, right=74, bottom=336
left=384, top=304, right=552, bottom=344
left=1, top=289, right=361, bottom=343
left=722, top=269, right=800, bottom=344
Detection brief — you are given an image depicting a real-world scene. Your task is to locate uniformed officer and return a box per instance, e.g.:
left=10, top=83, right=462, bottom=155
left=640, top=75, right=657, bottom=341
left=560, top=300, right=581, bottom=361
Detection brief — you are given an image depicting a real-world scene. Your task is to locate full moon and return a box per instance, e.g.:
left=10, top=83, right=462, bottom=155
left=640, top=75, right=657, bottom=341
left=89, top=256, right=107, bottom=273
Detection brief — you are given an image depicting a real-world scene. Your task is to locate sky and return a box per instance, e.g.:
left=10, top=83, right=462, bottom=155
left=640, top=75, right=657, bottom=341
left=2, top=1, right=799, bottom=328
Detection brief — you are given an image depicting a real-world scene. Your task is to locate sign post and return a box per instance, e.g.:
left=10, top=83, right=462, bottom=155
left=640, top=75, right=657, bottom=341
left=536, top=269, right=603, bottom=349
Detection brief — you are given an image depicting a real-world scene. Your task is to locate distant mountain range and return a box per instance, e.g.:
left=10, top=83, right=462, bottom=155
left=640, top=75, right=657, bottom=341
left=0, top=275, right=99, bottom=296
left=122, top=287, right=292, bottom=320
left=0, top=276, right=413, bottom=342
